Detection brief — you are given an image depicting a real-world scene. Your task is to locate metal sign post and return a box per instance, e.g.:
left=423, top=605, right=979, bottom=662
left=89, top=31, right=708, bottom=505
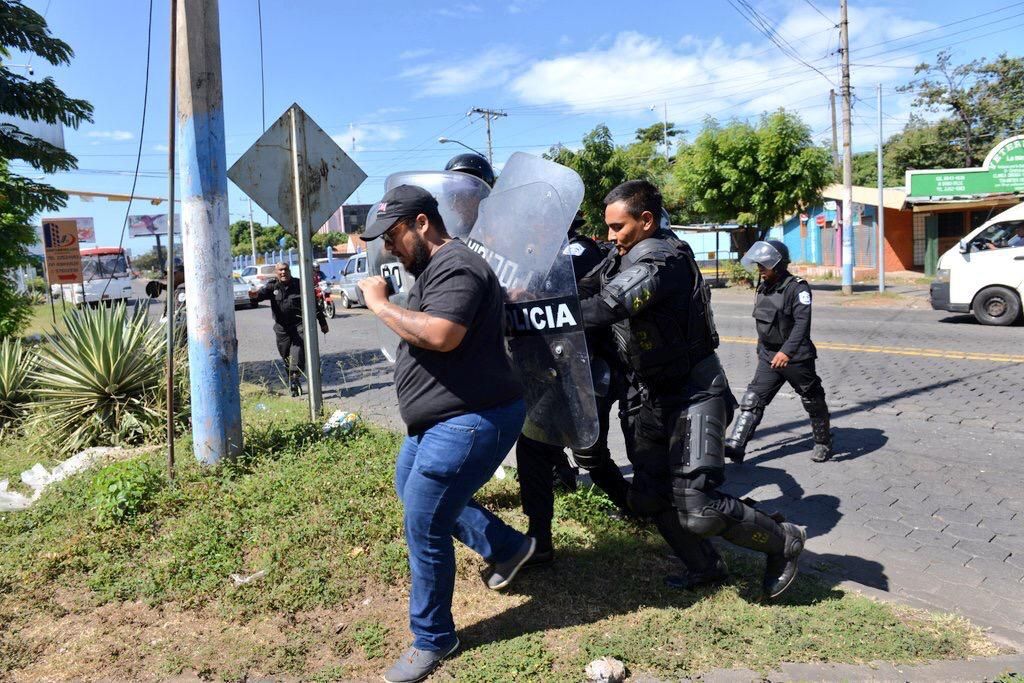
left=228, top=103, right=366, bottom=420
left=289, top=107, right=323, bottom=417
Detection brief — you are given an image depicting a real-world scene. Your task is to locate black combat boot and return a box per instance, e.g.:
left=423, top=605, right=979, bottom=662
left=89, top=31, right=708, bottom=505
left=763, top=522, right=806, bottom=599
left=289, top=373, right=302, bottom=397
left=809, top=416, right=833, bottom=462
left=665, top=540, right=729, bottom=590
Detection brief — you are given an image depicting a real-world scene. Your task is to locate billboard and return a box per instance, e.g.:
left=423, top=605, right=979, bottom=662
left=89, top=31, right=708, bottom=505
left=40, top=216, right=95, bottom=242
left=128, top=214, right=181, bottom=237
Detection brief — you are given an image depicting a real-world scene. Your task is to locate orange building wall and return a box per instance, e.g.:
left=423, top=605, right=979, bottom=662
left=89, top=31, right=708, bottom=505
left=881, top=206, right=914, bottom=272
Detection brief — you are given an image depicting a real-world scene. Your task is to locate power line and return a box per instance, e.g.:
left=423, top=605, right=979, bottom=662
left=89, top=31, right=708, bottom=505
left=801, top=0, right=835, bottom=25
left=101, top=0, right=153, bottom=298
left=727, top=0, right=836, bottom=86
left=256, top=0, right=266, bottom=131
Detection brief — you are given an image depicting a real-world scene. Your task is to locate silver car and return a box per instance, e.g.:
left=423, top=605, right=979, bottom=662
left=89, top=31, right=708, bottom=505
left=233, top=275, right=258, bottom=308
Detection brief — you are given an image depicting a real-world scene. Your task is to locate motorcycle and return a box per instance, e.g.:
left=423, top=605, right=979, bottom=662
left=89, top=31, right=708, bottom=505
left=317, top=279, right=336, bottom=319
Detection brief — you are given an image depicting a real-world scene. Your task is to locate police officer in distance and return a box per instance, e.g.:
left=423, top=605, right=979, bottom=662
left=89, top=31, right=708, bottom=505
left=515, top=212, right=634, bottom=565
left=724, top=240, right=833, bottom=463
left=250, top=262, right=329, bottom=397
left=579, top=180, right=806, bottom=598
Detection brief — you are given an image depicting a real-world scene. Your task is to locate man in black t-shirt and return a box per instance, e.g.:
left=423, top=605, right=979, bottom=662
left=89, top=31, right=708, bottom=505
left=358, top=185, right=535, bottom=683
left=250, top=263, right=328, bottom=396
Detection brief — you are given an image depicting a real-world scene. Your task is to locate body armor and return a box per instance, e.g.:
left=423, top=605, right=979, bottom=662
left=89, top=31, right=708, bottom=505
left=753, top=274, right=802, bottom=349
left=599, top=229, right=719, bottom=386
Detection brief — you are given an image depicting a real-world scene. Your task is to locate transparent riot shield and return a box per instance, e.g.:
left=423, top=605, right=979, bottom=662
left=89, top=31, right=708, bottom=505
left=366, top=170, right=490, bottom=361
left=466, top=180, right=598, bottom=450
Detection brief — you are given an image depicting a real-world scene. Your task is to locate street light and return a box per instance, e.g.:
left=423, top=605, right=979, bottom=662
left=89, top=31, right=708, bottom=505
left=438, top=137, right=486, bottom=158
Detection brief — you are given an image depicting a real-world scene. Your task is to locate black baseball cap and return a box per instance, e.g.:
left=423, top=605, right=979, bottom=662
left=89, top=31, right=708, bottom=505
left=363, top=185, right=439, bottom=241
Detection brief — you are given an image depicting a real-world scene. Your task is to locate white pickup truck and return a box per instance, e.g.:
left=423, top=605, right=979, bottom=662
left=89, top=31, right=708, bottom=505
left=930, top=202, right=1024, bottom=326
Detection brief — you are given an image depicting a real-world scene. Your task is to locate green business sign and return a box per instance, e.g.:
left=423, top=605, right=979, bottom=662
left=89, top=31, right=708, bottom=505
left=907, top=135, right=1024, bottom=198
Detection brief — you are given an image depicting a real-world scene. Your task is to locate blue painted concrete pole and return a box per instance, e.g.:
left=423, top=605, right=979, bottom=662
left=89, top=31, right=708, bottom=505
left=176, top=0, right=242, bottom=465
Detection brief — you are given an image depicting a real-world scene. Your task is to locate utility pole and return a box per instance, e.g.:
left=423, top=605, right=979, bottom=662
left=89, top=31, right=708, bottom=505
left=877, top=83, right=886, bottom=293
left=165, top=0, right=177, bottom=482
left=247, top=198, right=258, bottom=264
left=176, top=0, right=242, bottom=465
left=468, top=107, right=507, bottom=165
left=829, top=89, right=840, bottom=175
left=839, top=0, right=854, bottom=295
left=651, top=103, right=670, bottom=161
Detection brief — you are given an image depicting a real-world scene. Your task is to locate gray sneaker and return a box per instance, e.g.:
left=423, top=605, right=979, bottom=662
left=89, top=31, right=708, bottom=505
left=382, top=638, right=460, bottom=683
left=483, top=536, right=536, bottom=590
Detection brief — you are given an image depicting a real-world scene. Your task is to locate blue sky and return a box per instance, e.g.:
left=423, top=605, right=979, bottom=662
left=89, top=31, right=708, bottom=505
left=11, top=0, right=1024, bottom=254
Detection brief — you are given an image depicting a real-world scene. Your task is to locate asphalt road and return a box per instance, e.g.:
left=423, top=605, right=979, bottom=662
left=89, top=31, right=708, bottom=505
left=213, top=285, right=1024, bottom=642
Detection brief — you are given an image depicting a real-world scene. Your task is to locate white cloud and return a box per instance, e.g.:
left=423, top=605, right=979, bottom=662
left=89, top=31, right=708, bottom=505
left=506, top=4, right=937, bottom=150
left=87, top=130, right=133, bottom=141
left=398, top=49, right=434, bottom=61
left=435, top=3, right=482, bottom=18
left=507, top=4, right=522, bottom=14
left=153, top=143, right=170, bottom=152
left=331, top=123, right=406, bottom=151
left=401, top=47, right=522, bottom=97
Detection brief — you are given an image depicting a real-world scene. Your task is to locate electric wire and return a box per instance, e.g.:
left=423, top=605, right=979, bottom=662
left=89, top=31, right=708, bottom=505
left=100, top=0, right=153, bottom=299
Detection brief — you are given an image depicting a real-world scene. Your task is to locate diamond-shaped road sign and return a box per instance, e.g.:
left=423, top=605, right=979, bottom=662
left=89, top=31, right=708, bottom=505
left=228, top=104, right=366, bottom=235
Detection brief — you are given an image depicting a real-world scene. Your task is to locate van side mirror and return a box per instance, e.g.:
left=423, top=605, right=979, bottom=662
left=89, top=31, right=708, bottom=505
left=959, top=239, right=970, bottom=254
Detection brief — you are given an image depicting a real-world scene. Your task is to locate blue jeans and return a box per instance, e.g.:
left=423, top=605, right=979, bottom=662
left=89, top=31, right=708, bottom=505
left=394, top=399, right=527, bottom=651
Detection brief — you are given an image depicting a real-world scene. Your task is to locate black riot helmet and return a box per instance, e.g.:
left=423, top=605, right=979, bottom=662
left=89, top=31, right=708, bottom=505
left=741, top=240, right=791, bottom=273
left=444, top=153, right=495, bottom=187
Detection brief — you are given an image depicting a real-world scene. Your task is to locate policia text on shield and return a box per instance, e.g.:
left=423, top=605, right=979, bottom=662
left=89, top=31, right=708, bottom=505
left=359, top=184, right=536, bottom=683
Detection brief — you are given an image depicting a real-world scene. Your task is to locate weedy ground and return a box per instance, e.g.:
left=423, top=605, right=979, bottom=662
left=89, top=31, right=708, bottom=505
left=0, top=385, right=1001, bottom=681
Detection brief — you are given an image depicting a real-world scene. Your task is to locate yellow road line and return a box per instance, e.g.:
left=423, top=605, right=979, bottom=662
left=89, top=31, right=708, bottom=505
left=718, top=336, right=1024, bottom=364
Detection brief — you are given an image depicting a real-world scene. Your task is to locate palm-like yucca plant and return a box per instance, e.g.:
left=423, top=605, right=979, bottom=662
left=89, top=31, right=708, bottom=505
left=0, top=337, right=36, bottom=434
left=29, top=303, right=166, bottom=453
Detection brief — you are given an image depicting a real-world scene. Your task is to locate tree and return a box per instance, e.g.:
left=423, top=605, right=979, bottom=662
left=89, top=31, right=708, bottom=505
left=228, top=219, right=295, bottom=257
left=634, top=121, right=684, bottom=146
left=545, top=125, right=675, bottom=235
left=132, top=248, right=162, bottom=273
left=674, top=110, right=832, bottom=240
left=0, top=0, right=93, bottom=337
left=312, top=231, right=347, bottom=251
left=896, top=50, right=1024, bottom=169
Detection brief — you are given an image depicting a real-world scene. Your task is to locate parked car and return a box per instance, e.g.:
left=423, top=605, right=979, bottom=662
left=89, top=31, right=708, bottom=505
left=337, top=252, right=368, bottom=308
left=232, top=274, right=259, bottom=309
left=238, top=264, right=278, bottom=286
left=931, top=202, right=1024, bottom=326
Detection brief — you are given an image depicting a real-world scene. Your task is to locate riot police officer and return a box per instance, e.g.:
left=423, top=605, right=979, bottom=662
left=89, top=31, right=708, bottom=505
left=579, top=180, right=805, bottom=598
left=724, top=240, right=833, bottom=463
left=445, top=153, right=496, bottom=187
left=250, top=262, right=329, bottom=396
left=515, top=212, right=633, bottom=564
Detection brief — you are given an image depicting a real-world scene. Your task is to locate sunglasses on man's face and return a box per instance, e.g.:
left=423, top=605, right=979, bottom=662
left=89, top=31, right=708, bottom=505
left=382, top=218, right=412, bottom=246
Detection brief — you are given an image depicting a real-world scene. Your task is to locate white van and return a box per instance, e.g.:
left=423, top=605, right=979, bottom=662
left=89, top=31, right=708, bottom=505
left=930, top=202, right=1024, bottom=325
left=59, top=247, right=134, bottom=306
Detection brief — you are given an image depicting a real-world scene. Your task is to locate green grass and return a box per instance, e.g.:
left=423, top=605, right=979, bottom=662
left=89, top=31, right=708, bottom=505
left=22, top=302, right=68, bottom=339
left=0, top=386, right=1000, bottom=680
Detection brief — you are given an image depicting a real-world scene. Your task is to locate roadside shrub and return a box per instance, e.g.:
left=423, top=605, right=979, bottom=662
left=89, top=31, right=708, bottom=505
left=91, top=458, right=163, bottom=526
left=723, top=259, right=756, bottom=288
left=0, top=337, right=36, bottom=434
left=28, top=303, right=165, bottom=453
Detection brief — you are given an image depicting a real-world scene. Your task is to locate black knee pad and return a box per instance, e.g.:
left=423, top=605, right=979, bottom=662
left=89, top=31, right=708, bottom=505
left=739, top=389, right=765, bottom=413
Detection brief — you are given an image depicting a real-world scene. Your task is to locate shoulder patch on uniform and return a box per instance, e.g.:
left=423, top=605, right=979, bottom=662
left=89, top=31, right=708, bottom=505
left=793, top=276, right=807, bottom=284
left=798, top=290, right=812, bottom=305
left=563, top=243, right=586, bottom=256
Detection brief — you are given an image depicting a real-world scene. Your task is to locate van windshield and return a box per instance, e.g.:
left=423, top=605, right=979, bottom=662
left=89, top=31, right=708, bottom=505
left=82, top=254, right=129, bottom=280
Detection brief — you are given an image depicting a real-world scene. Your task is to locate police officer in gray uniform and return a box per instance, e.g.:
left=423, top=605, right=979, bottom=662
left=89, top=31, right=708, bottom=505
left=724, top=240, right=833, bottom=464
left=579, top=180, right=805, bottom=598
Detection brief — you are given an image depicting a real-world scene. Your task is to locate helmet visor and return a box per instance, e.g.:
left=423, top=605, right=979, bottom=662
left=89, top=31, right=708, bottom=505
left=740, top=240, right=784, bottom=271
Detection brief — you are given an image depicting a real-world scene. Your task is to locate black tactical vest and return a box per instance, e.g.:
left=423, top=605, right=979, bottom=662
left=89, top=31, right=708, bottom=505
left=602, top=229, right=719, bottom=385
left=753, top=274, right=799, bottom=348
